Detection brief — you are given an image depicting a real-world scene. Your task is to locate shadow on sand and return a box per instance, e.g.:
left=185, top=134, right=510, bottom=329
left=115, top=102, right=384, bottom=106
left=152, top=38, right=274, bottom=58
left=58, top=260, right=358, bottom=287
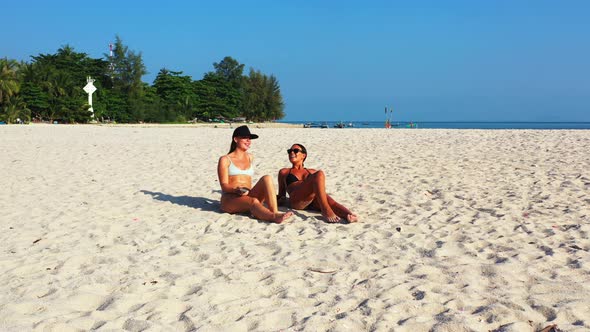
left=140, top=190, right=220, bottom=212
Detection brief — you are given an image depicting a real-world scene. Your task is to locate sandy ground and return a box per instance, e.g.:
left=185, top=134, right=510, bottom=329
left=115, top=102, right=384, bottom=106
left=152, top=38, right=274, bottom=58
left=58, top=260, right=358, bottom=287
left=1, top=124, right=589, bottom=331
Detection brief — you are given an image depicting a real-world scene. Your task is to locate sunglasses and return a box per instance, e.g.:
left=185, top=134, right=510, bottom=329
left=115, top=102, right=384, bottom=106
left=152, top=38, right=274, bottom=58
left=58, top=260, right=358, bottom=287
left=287, top=148, right=304, bottom=154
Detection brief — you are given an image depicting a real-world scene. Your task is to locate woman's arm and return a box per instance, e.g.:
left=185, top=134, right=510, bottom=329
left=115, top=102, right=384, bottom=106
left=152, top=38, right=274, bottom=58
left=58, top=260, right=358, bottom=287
left=277, top=168, right=288, bottom=201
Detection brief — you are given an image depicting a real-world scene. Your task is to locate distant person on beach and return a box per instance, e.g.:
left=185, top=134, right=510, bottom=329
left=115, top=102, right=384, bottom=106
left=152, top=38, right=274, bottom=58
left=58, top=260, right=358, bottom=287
left=277, top=143, right=358, bottom=223
left=217, top=125, right=293, bottom=223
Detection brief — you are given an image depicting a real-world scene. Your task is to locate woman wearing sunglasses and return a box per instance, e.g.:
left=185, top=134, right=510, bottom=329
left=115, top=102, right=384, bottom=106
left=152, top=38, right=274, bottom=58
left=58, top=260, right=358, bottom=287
left=277, top=143, right=358, bottom=223
left=217, top=125, right=293, bottom=223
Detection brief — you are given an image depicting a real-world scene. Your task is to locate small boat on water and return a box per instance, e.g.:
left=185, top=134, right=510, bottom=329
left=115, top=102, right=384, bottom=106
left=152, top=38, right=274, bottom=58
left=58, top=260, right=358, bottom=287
left=333, top=121, right=354, bottom=128
left=304, top=122, right=355, bottom=128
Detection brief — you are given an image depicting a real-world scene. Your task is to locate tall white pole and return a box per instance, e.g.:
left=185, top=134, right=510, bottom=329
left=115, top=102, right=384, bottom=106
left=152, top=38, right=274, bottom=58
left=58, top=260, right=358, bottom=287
left=83, top=76, right=97, bottom=119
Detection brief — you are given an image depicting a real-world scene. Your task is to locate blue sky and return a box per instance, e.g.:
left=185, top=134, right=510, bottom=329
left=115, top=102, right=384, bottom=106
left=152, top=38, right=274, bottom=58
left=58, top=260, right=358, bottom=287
left=4, top=0, right=589, bottom=121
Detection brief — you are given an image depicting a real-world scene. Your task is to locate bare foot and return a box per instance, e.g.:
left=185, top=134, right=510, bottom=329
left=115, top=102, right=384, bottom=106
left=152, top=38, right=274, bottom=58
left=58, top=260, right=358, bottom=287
left=347, top=213, right=358, bottom=223
left=323, top=212, right=341, bottom=223
left=274, top=211, right=294, bottom=224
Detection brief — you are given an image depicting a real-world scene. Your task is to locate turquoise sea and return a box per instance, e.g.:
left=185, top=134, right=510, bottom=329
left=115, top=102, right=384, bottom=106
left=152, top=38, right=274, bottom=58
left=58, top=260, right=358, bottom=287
left=280, top=121, right=590, bottom=129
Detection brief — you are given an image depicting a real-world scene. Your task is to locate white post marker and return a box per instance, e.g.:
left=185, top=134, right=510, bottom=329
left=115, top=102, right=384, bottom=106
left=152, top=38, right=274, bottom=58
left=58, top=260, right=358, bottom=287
left=83, top=76, right=97, bottom=119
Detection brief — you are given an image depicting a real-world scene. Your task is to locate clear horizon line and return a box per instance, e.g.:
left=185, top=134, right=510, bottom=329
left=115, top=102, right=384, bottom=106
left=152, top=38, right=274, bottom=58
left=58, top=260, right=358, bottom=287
left=280, top=120, right=590, bottom=124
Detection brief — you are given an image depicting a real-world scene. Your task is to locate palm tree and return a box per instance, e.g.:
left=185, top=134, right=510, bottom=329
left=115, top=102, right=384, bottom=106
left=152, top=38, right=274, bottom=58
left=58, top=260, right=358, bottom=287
left=177, top=95, right=193, bottom=120
left=39, top=73, right=67, bottom=122
left=0, top=57, right=20, bottom=105
left=3, top=95, right=31, bottom=123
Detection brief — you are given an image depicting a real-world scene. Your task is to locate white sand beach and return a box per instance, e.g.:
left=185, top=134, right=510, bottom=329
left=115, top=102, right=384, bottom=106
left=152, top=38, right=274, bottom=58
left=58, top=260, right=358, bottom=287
left=1, top=125, right=589, bottom=331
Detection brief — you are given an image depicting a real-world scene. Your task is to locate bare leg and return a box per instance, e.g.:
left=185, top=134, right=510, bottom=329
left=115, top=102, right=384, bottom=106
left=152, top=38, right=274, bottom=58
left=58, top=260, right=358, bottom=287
left=250, top=198, right=293, bottom=223
left=248, top=175, right=278, bottom=213
left=221, top=194, right=293, bottom=223
left=312, top=171, right=340, bottom=222
left=326, top=195, right=358, bottom=222
left=289, top=171, right=340, bottom=222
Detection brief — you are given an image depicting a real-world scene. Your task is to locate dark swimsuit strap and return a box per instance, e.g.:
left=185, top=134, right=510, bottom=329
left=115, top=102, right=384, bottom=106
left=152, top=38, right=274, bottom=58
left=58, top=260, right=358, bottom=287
left=289, top=168, right=310, bottom=178
left=286, top=167, right=311, bottom=186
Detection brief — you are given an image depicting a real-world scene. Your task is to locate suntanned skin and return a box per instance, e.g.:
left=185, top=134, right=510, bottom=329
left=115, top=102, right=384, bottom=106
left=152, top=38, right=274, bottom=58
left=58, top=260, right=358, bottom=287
left=277, top=144, right=358, bottom=223
left=218, top=136, right=293, bottom=223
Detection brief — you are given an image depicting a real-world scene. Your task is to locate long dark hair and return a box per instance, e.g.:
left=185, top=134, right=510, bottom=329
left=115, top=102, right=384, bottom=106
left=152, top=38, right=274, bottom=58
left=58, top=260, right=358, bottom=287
left=229, top=138, right=237, bottom=153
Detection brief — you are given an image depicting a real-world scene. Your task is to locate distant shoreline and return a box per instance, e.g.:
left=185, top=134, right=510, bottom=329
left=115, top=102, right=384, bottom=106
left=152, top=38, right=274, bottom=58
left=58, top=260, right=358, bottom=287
left=100, top=122, right=303, bottom=129
left=22, top=122, right=304, bottom=129
left=13, top=121, right=590, bottom=129
left=278, top=121, right=590, bottom=129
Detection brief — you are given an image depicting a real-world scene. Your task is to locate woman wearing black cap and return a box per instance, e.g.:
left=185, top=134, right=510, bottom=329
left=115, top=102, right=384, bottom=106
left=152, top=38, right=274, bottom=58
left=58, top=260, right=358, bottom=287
left=277, top=143, right=358, bottom=223
left=217, top=125, right=293, bottom=223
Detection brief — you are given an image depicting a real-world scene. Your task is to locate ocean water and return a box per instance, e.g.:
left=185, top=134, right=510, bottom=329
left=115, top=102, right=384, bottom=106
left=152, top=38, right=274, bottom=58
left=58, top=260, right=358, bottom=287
left=280, top=121, right=590, bottom=129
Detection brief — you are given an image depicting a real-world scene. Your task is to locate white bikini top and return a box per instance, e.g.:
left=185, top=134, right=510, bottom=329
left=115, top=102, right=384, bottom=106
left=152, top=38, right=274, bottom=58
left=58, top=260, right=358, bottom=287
left=227, top=155, right=254, bottom=177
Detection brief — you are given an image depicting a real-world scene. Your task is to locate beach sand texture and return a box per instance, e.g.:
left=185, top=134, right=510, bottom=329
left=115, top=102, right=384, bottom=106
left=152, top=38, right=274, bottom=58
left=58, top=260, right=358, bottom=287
left=1, top=125, right=589, bottom=331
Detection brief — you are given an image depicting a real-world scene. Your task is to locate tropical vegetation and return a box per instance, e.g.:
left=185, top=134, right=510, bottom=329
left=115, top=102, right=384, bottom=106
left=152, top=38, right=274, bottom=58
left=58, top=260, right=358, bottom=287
left=0, top=35, right=285, bottom=124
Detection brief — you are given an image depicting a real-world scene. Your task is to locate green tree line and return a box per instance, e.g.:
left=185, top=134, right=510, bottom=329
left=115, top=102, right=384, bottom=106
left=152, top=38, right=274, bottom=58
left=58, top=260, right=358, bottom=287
left=0, top=36, right=285, bottom=124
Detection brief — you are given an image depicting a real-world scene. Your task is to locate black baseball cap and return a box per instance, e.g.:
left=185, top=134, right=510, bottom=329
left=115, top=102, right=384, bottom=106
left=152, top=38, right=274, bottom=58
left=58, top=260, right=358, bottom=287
left=232, top=125, right=259, bottom=139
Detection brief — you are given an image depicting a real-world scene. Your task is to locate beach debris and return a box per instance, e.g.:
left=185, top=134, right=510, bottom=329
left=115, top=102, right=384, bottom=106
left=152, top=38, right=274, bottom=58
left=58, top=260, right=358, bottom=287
left=425, top=189, right=442, bottom=199
left=133, top=217, right=139, bottom=221
left=308, top=268, right=337, bottom=274
left=569, top=244, right=587, bottom=251
left=33, top=238, right=42, bottom=244
left=36, top=288, right=57, bottom=299
left=412, top=290, right=425, bottom=300
left=561, top=224, right=580, bottom=231
left=396, top=227, right=402, bottom=232
left=538, top=324, right=561, bottom=332
left=143, top=280, right=158, bottom=285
